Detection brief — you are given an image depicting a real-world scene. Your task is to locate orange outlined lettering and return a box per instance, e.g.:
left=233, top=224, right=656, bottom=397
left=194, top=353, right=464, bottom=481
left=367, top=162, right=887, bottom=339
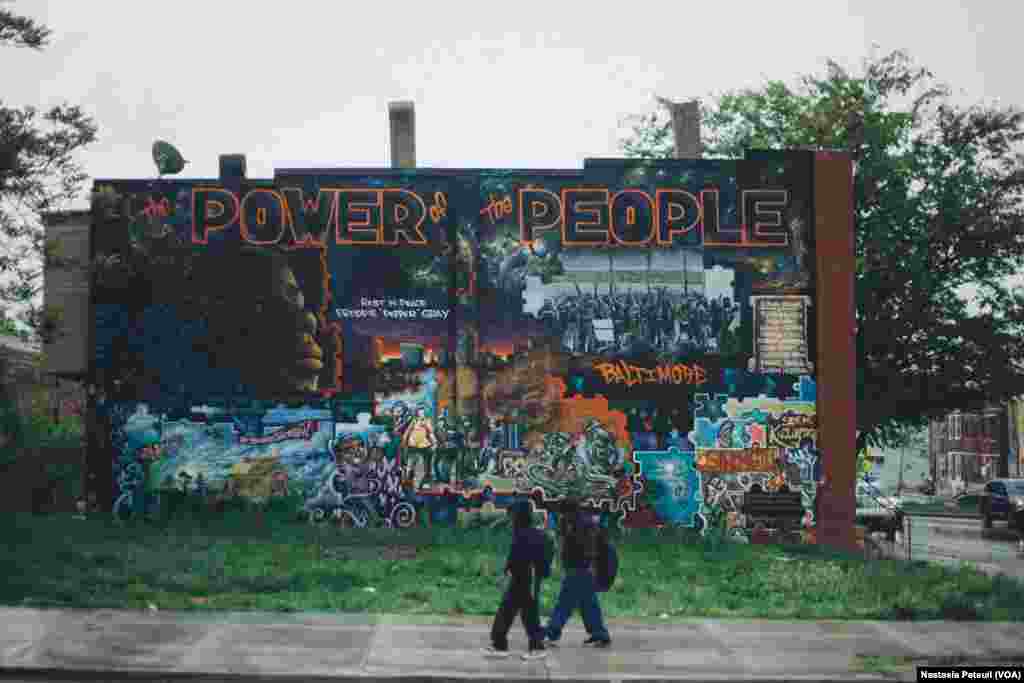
left=743, top=189, right=789, bottom=246
left=183, top=181, right=791, bottom=250
left=380, top=189, right=428, bottom=245
left=561, top=188, right=609, bottom=246
left=700, top=188, right=748, bottom=247
left=518, top=187, right=561, bottom=245
left=239, top=188, right=287, bottom=245
left=655, top=189, right=701, bottom=246
left=280, top=187, right=326, bottom=246
left=609, top=189, right=655, bottom=246
left=336, top=189, right=381, bottom=245
left=191, top=187, right=240, bottom=244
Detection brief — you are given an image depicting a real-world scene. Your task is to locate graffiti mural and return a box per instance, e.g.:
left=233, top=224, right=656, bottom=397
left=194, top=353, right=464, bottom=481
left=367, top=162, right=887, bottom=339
left=92, top=152, right=827, bottom=539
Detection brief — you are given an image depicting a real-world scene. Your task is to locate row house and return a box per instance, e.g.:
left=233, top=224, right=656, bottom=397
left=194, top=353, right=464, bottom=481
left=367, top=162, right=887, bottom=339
left=928, top=402, right=1021, bottom=495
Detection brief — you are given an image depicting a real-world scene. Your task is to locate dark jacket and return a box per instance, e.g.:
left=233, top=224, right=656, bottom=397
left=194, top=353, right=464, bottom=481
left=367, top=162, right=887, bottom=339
left=504, top=526, right=547, bottom=591
left=561, top=531, right=591, bottom=570
left=561, top=512, right=598, bottom=570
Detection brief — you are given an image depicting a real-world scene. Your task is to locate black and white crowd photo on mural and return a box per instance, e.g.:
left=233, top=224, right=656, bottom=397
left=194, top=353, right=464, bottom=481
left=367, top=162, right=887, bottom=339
left=522, top=246, right=742, bottom=358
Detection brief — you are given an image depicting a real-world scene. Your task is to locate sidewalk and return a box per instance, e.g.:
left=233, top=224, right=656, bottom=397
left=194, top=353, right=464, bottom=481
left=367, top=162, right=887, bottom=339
left=2, top=608, right=1023, bottom=681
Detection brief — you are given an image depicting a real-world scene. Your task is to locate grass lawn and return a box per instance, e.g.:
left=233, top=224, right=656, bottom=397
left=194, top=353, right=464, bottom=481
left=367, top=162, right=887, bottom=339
left=3, top=501, right=1023, bottom=622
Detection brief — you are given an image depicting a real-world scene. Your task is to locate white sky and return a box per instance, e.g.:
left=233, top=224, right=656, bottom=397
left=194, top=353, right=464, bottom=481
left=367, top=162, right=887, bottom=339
left=3, top=0, right=1022, bottom=327
left=6, top=0, right=1019, bottom=205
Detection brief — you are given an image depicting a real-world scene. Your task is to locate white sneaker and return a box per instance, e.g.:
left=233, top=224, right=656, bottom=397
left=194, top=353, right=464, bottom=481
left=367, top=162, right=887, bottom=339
left=481, top=646, right=510, bottom=658
left=522, top=649, right=548, bottom=660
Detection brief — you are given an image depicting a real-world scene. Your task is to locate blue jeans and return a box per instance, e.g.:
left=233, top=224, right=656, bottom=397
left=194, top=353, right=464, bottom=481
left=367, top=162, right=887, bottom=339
left=544, top=568, right=610, bottom=642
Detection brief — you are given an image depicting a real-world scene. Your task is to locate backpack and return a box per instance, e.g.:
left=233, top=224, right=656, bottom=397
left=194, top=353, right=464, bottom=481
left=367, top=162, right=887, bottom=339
left=594, top=542, right=618, bottom=593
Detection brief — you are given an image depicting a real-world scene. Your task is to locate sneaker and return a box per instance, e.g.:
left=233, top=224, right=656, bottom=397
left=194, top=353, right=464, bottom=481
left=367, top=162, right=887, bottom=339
left=543, top=637, right=560, bottom=648
left=522, top=648, right=548, bottom=661
left=583, top=637, right=611, bottom=648
left=481, top=645, right=510, bottom=657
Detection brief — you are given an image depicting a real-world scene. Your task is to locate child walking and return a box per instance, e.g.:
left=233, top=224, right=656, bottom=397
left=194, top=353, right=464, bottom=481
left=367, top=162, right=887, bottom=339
left=483, top=500, right=549, bottom=660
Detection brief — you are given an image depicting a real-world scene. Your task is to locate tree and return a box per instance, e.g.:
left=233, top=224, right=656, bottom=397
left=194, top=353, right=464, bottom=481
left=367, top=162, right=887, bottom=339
left=619, top=49, right=1024, bottom=453
left=0, top=6, right=97, bottom=341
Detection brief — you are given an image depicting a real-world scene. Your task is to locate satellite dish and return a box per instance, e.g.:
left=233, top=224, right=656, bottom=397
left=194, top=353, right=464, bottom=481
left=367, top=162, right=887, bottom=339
left=152, top=140, right=188, bottom=176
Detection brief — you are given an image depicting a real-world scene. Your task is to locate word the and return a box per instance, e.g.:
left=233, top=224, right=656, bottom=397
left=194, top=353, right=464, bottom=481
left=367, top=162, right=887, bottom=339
left=142, top=197, right=171, bottom=219
left=696, top=447, right=780, bottom=473
left=593, top=360, right=707, bottom=387
left=479, top=194, right=513, bottom=223
left=239, top=420, right=318, bottom=445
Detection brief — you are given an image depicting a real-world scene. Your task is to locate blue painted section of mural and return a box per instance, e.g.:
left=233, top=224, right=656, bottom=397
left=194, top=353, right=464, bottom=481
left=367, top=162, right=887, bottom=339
left=92, top=153, right=822, bottom=536
left=632, top=448, right=703, bottom=528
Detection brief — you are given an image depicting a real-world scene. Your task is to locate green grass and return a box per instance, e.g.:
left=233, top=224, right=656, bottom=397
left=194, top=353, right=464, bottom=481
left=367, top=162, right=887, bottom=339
left=3, top=502, right=1023, bottom=622
left=851, top=654, right=917, bottom=675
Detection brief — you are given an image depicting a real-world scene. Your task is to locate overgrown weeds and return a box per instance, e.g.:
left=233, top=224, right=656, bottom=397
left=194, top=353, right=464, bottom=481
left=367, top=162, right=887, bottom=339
left=3, top=505, right=1022, bottom=621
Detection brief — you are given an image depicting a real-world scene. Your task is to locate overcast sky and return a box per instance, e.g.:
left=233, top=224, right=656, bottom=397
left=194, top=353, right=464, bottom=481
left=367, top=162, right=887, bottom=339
left=6, top=0, right=1020, bottom=208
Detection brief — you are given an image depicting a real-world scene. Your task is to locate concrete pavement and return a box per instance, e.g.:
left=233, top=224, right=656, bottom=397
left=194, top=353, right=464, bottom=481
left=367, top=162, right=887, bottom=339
left=1, top=608, right=1023, bottom=681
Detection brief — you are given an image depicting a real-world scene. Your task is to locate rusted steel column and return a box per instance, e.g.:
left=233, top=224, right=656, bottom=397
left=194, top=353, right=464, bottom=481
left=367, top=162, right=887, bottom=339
left=813, top=151, right=857, bottom=553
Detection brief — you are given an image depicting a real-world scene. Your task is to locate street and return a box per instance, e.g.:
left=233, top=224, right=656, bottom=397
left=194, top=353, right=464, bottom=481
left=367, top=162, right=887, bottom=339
left=888, top=515, right=1024, bottom=580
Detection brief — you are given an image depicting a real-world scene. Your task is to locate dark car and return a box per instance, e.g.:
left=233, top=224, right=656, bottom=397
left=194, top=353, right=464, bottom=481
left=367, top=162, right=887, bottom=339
left=980, top=478, right=1024, bottom=530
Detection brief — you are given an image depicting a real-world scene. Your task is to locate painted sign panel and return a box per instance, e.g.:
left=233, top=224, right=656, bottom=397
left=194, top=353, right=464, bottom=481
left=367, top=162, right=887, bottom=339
left=92, top=152, right=824, bottom=536
left=751, top=296, right=813, bottom=374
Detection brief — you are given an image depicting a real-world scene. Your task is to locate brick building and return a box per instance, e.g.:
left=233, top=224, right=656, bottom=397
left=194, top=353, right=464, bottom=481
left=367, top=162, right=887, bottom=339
left=928, top=404, right=1010, bottom=495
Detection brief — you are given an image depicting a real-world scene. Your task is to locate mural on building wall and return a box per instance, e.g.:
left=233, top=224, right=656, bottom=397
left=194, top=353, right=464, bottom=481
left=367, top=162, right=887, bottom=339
left=92, top=153, right=824, bottom=538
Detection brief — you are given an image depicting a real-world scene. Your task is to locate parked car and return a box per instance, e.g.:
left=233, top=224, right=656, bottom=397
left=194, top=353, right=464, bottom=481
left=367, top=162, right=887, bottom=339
left=855, top=481, right=904, bottom=541
left=980, top=478, right=1024, bottom=530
